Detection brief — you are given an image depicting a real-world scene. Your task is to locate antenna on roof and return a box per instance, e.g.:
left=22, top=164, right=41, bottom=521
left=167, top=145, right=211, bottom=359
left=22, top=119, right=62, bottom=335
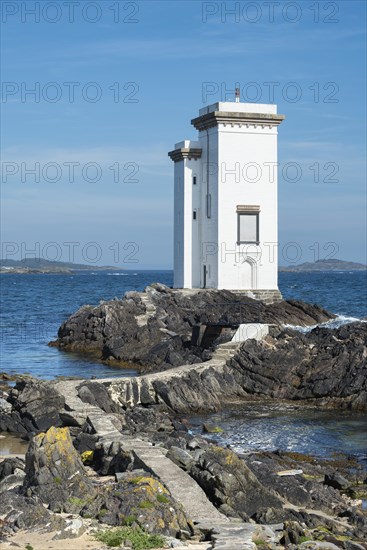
left=235, top=86, right=240, bottom=103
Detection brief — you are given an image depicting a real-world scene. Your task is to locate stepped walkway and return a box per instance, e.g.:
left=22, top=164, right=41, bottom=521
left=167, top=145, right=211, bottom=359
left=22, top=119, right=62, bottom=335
left=53, top=379, right=256, bottom=549
left=99, top=340, right=242, bottom=409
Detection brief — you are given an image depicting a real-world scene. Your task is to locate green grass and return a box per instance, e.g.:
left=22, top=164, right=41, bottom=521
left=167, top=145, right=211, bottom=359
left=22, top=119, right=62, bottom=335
left=122, top=514, right=138, bottom=526
left=138, top=500, right=154, bottom=509
left=299, top=536, right=312, bottom=543
left=68, top=496, right=87, bottom=508
left=94, top=526, right=165, bottom=549
left=156, top=493, right=169, bottom=503
left=130, top=476, right=144, bottom=484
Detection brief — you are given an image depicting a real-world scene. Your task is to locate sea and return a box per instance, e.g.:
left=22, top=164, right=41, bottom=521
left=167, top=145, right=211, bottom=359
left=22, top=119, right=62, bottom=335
left=0, top=270, right=366, bottom=461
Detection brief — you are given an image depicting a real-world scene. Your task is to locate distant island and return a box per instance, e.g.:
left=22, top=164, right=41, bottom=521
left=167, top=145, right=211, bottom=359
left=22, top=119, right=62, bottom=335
left=279, top=259, right=366, bottom=272
left=0, top=258, right=124, bottom=274
left=1, top=258, right=366, bottom=274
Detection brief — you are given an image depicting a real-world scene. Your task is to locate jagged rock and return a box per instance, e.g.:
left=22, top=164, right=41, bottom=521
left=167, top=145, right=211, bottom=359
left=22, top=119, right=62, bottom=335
left=229, top=322, right=367, bottom=409
left=93, top=440, right=135, bottom=476
left=0, top=466, right=25, bottom=493
left=104, top=322, right=366, bottom=414
left=23, top=426, right=97, bottom=512
left=73, top=431, right=99, bottom=454
left=245, top=451, right=351, bottom=513
left=166, top=446, right=195, bottom=471
left=280, top=521, right=306, bottom=545
left=125, top=405, right=175, bottom=435
left=52, top=285, right=333, bottom=372
left=80, top=472, right=190, bottom=536
left=0, top=396, right=11, bottom=414
left=0, top=491, right=66, bottom=533
left=0, top=379, right=65, bottom=434
left=324, top=472, right=350, bottom=490
left=0, top=456, right=25, bottom=480
left=77, top=381, right=121, bottom=413
left=252, top=523, right=284, bottom=546
left=188, top=445, right=283, bottom=520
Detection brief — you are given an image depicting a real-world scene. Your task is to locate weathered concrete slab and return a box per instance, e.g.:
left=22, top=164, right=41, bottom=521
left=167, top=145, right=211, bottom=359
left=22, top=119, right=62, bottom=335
left=232, top=323, right=269, bottom=342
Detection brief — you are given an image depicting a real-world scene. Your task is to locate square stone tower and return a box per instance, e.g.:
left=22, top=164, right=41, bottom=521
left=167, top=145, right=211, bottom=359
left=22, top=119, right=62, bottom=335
left=168, top=101, right=285, bottom=298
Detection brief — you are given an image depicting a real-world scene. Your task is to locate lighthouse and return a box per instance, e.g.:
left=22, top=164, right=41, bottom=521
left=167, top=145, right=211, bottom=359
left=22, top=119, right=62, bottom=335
left=168, top=100, right=285, bottom=299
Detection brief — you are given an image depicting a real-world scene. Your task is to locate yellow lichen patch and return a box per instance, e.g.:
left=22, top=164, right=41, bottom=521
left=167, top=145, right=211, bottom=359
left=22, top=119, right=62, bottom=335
left=43, top=426, right=70, bottom=444
left=225, top=452, right=236, bottom=466
left=211, top=445, right=239, bottom=467
left=36, top=427, right=81, bottom=470
left=130, top=476, right=169, bottom=496
left=81, top=450, right=94, bottom=464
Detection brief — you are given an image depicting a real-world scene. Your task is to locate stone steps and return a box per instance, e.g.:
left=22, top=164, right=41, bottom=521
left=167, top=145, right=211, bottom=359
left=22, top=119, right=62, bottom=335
left=211, top=342, right=241, bottom=362
left=135, top=292, right=158, bottom=326
left=218, top=342, right=240, bottom=350
left=54, top=381, right=122, bottom=438
left=53, top=379, right=258, bottom=548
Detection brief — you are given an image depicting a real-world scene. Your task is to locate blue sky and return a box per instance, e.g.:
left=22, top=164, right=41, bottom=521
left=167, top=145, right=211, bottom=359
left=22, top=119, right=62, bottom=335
left=1, top=0, right=366, bottom=268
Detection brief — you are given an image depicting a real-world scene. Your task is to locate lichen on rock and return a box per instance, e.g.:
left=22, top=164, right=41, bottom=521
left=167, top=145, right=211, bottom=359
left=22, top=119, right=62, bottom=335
left=23, top=426, right=97, bottom=513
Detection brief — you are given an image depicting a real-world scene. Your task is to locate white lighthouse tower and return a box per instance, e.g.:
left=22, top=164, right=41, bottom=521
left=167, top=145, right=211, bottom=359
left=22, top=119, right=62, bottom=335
left=168, top=100, right=285, bottom=300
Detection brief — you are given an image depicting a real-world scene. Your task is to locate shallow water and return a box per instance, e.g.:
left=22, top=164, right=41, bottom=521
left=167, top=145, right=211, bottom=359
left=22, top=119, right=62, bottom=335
left=189, top=403, right=367, bottom=466
left=0, top=432, right=29, bottom=456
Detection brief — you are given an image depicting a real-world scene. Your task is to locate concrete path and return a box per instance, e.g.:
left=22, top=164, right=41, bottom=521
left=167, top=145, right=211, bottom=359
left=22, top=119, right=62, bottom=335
left=52, top=378, right=256, bottom=548
left=123, top=437, right=227, bottom=525
left=100, top=340, right=242, bottom=409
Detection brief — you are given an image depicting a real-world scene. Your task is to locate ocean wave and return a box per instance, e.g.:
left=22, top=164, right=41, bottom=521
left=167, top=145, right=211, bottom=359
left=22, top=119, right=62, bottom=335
left=107, top=273, right=128, bottom=276
left=284, top=315, right=366, bottom=333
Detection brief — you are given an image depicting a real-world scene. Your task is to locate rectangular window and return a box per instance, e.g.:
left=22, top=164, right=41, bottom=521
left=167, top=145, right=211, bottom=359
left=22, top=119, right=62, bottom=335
left=193, top=176, right=197, bottom=185
left=237, top=213, right=259, bottom=244
left=193, top=210, right=197, bottom=220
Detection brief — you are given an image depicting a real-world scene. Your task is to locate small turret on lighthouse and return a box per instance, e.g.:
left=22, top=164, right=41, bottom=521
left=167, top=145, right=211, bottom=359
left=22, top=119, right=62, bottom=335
left=168, top=99, right=285, bottom=298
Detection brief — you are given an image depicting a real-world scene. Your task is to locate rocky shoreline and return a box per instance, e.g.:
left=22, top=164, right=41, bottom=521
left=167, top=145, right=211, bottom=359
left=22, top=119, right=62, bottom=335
left=0, top=377, right=367, bottom=549
left=51, top=284, right=334, bottom=372
left=1, top=285, right=366, bottom=548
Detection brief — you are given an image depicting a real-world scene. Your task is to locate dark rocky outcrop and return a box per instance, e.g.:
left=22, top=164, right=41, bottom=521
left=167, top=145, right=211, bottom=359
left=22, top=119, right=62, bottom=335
left=1, top=425, right=191, bottom=539
left=1, top=276, right=365, bottom=548
left=1, top=401, right=366, bottom=547
left=0, top=379, right=65, bottom=434
left=23, top=426, right=97, bottom=513
left=80, top=471, right=189, bottom=536
left=113, top=322, right=366, bottom=412
left=0, top=379, right=123, bottom=436
left=51, top=284, right=333, bottom=372
left=0, top=456, right=25, bottom=493
left=187, top=445, right=283, bottom=520
left=230, top=322, right=367, bottom=409
left=77, top=380, right=121, bottom=413
left=0, top=491, right=67, bottom=534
